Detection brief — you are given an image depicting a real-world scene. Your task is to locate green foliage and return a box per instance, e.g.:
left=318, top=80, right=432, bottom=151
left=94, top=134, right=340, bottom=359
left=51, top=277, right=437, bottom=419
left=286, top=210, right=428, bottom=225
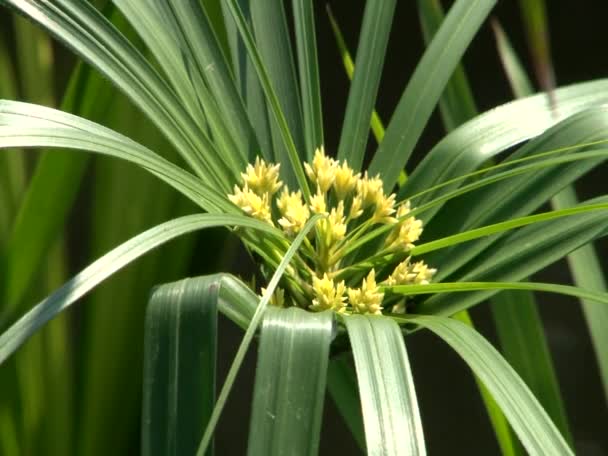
left=0, top=0, right=607, bottom=454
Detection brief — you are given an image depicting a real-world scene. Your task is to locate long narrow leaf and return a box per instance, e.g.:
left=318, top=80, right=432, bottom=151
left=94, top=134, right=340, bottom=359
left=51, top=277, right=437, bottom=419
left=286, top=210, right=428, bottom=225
left=2, top=0, right=233, bottom=185
left=0, top=213, right=278, bottom=365
left=399, top=79, right=608, bottom=209
left=292, top=0, right=323, bottom=160
left=142, top=276, right=220, bottom=456
left=248, top=307, right=334, bottom=456
left=405, top=316, right=573, bottom=456
left=224, top=0, right=310, bottom=196
left=249, top=0, right=305, bottom=187
left=369, top=0, right=496, bottom=190
left=491, top=291, right=571, bottom=442
left=197, top=214, right=322, bottom=455
left=343, top=315, right=425, bottom=455
left=416, top=195, right=608, bottom=315
left=416, top=0, right=478, bottom=130
left=496, top=8, right=608, bottom=405
left=335, top=0, right=396, bottom=170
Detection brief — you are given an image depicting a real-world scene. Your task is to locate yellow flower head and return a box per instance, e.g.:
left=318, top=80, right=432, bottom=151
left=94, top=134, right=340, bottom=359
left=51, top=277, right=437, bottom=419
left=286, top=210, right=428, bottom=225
left=333, top=160, right=359, bottom=200
left=310, top=273, right=347, bottom=312
left=318, top=201, right=347, bottom=246
left=309, top=188, right=328, bottom=215
left=241, top=156, right=282, bottom=196
left=348, top=269, right=384, bottom=315
left=385, top=202, right=423, bottom=251
left=277, top=188, right=310, bottom=236
left=228, top=184, right=273, bottom=224
left=304, top=146, right=338, bottom=193
left=261, top=287, right=285, bottom=307
left=357, top=172, right=384, bottom=208
left=228, top=147, right=437, bottom=316
left=372, top=192, right=397, bottom=224
left=349, top=195, right=364, bottom=220
left=384, top=258, right=437, bottom=286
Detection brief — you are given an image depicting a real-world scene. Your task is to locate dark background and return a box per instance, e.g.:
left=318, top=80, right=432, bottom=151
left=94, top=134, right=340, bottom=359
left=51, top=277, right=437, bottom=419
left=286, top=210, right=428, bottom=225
left=2, top=1, right=608, bottom=454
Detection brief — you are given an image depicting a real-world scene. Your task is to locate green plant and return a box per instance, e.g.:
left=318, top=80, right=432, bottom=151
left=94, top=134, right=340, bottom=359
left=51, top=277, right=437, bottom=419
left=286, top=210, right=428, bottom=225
left=1, top=0, right=607, bottom=454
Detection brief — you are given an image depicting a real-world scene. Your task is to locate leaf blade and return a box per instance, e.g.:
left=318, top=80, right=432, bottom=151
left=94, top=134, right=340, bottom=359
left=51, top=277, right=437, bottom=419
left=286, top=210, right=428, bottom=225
left=247, top=307, right=333, bottom=456
left=406, top=315, right=573, bottom=456
left=344, top=315, right=425, bottom=455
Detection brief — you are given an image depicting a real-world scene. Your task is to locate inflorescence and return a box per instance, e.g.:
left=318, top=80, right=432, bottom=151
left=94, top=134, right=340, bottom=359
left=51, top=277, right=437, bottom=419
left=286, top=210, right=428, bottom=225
left=228, top=147, right=436, bottom=315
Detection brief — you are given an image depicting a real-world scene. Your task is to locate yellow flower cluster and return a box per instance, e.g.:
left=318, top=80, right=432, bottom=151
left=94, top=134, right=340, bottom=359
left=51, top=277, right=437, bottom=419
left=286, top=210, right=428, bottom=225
left=228, top=147, right=436, bottom=315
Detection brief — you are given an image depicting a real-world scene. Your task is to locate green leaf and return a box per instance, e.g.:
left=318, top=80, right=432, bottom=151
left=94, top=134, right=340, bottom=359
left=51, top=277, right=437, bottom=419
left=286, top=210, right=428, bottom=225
left=221, top=0, right=274, bottom=163
left=492, top=20, right=534, bottom=98
left=335, top=0, right=396, bottom=170
left=0, top=101, right=232, bottom=214
left=399, top=79, right=608, bottom=210
left=12, top=13, right=55, bottom=106
left=343, top=315, right=425, bottom=455
left=166, top=0, right=257, bottom=163
left=248, top=307, right=333, bottom=456
left=142, top=276, right=220, bottom=456
left=423, top=107, right=608, bottom=277
left=196, top=214, right=322, bottom=455
left=0, top=213, right=278, bottom=365
left=112, top=0, right=249, bottom=174
left=249, top=0, right=305, bottom=186
left=491, top=291, right=571, bottom=443
left=292, top=0, right=323, bottom=160
left=386, top=281, right=608, bottom=308
left=404, top=315, right=573, bottom=456
left=369, top=0, right=496, bottom=190
left=2, top=0, right=233, bottom=185
left=491, top=16, right=573, bottom=446
left=415, top=195, right=608, bottom=315
left=224, top=0, right=310, bottom=196
left=416, top=0, right=478, bottom=130
left=451, top=311, right=519, bottom=456
left=552, top=188, right=608, bottom=403
left=413, top=200, right=608, bottom=256
left=326, top=5, right=385, bottom=145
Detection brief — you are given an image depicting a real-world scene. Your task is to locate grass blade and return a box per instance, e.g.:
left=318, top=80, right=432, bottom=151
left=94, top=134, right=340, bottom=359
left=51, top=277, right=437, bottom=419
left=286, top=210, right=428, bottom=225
left=416, top=195, right=608, bottom=315
left=326, top=6, right=384, bottom=146
left=369, top=0, right=496, bottom=190
left=399, top=79, right=608, bottom=211
left=221, top=0, right=274, bottom=163
left=0, top=213, right=278, bottom=365
left=250, top=0, right=305, bottom=186
left=224, top=0, right=310, bottom=196
left=492, top=20, right=534, bottom=98
left=405, top=315, right=573, bottom=456
left=451, top=311, right=519, bottom=456
left=0, top=100, right=232, bottom=213
left=498, top=3, right=608, bottom=406
left=168, top=0, right=257, bottom=162
left=2, top=0, right=232, bottom=185
left=142, top=276, right=220, bottom=456
left=491, top=16, right=573, bottom=446
left=413, top=201, right=608, bottom=256
left=491, top=291, right=571, bottom=443
left=388, top=281, right=608, bottom=308
left=196, top=214, right=322, bottom=455
left=248, top=307, right=333, bottom=456
left=335, top=0, right=396, bottom=170
left=416, top=0, right=478, bottom=130
left=292, top=0, right=323, bottom=160
left=343, top=315, right=425, bottom=455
